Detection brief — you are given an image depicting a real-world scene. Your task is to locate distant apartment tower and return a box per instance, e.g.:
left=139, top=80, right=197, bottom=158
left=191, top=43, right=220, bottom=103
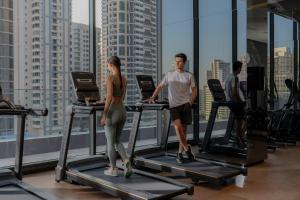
left=14, top=0, right=72, bottom=136
left=70, top=23, right=90, bottom=72
left=274, top=47, right=293, bottom=108
left=211, top=59, right=230, bottom=83
left=0, top=0, right=14, bottom=137
left=100, top=0, right=157, bottom=127
left=100, top=0, right=157, bottom=102
left=70, top=22, right=101, bottom=91
left=204, top=59, right=230, bottom=120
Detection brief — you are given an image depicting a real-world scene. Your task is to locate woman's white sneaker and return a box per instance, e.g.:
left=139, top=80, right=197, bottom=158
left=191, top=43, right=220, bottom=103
left=104, top=168, right=118, bottom=177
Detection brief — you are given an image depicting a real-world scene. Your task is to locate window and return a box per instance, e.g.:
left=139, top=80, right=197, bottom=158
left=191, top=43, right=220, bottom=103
left=0, top=0, right=91, bottom=167
left=199, top=0, right=232, bottom=123
left=273, top=15, right=294, bottom=109
left=96, top=0, right=158, bottom=147
left=162, top=0, right=193, bottom=140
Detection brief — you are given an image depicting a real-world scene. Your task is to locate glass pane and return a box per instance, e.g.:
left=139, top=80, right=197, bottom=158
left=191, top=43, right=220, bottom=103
left=95, top=0, right=158, bottom=148
left=0, top=0, right=14, bottom=167
left=199, top=0, right=232, bottom=139
left=162, top=0, right=193, bottom=141
left=0, top=0, right=90, bottom=167
left=274, top=15, right=294, bottom=109
left=237, top=0, right=247, bottom=82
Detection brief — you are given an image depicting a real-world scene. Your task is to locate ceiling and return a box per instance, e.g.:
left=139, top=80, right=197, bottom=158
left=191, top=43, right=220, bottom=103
left=247, top=0, right=300, bottom=43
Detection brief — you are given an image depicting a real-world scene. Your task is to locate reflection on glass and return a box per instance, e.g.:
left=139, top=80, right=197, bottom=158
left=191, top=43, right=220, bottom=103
left=237, top=0, right=247, bottom=82
left=274, top=15, right=294, bottom=109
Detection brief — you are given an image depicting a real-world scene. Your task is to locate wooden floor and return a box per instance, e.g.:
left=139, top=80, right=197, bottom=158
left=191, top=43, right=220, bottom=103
left=24, top=145, right=300, bottom=200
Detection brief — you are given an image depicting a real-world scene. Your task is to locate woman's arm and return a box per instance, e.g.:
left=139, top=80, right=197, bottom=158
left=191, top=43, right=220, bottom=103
left=102, top=76, right=113, bottom=117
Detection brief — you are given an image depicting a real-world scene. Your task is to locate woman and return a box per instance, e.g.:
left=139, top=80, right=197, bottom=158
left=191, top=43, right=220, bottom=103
left=101, top=56, right=132, bottom=177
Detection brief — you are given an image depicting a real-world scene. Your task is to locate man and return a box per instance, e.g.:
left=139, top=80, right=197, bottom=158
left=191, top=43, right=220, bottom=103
left=225, top=61, right=246, bottom=147
left=149, top=53, right=197, bottom=163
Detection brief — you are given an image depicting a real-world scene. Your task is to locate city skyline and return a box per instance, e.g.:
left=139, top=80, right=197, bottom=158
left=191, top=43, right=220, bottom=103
left=0, top=0, right=297, bottom=138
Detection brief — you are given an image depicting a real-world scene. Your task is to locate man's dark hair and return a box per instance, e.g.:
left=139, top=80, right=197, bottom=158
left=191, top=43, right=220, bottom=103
left=175, top=53, right=187, bottom=63
left=233, top=61, right=243, bottom=72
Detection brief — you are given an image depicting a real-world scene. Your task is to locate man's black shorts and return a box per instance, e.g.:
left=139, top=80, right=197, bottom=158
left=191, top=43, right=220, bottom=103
left=229, top=102, right=246, bottom=119
left=170, top=103, right=192, bottom=125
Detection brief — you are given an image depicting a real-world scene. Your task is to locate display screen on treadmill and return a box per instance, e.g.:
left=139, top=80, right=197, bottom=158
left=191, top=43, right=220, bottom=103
left=71, top=72, right=100, bottom=102
left=140, top=80, right=155, bottom=91
left=136, top=75, right=155, bottom=92
left=136, top=75, right=157, bottom=100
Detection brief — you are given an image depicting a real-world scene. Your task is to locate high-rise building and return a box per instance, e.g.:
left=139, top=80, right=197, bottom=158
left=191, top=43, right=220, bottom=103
left=211, top=59, right=230, bottom=83
left=70, top=23, right=90, bottom=73
left=100, top=0, right=158, bottom=127
left=199, top=88, right=205, bottom=120
left=204, top=59, right=230, bottom=120
left=0, top=0, right=14, bottom=137
left=14, top=0, right=72, bottom=136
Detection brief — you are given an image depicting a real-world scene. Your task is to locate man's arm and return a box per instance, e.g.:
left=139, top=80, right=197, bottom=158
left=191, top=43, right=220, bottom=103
left=190, top=86, right=197, bottom=104
left=149, top=83, right=164, bottom=103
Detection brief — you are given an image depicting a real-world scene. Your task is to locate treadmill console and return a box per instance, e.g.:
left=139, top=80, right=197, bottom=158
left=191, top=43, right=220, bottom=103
left=71, top=72, right=102, bottom=105
left=207, top=79, right=226, bottom=101
left=0, top=85, right=16, bottom=109
left=136, top=75, right=157, bottom=101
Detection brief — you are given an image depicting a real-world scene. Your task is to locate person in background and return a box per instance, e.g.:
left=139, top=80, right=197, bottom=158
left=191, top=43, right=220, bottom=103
left=225, top=61, right=247, bottom=147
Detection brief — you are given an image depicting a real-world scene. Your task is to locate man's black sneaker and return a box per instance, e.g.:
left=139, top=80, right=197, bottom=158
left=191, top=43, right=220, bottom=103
left=176, top=153, right=184, bottom=164
left=185, top=145, right=196, bottom=161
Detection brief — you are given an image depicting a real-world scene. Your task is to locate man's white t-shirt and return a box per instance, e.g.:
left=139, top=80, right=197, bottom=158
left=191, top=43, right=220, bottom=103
left=225, top=73, right=245, bottom=102
left=160, top=70, right=196, bottom=108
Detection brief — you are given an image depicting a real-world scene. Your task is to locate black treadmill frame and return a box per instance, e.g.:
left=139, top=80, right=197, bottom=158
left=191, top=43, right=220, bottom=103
left=127, top=96, right=246, bottom=185
left=0, top=106, right=58, bottom=200
left=55, top=105, right=193, bottom=200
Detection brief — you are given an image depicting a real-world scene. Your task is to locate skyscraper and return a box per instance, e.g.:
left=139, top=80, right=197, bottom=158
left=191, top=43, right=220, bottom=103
left=0, top=0, right=14, bottom=137
left=100, top=0, right=158, bottom=127
left=204, top=59, right=230, bottom=120
left=14, top=0, right=72, bottom=136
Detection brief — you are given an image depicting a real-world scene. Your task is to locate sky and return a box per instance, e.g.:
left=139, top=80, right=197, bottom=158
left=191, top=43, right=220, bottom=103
left=72, top=0, right=89, bottom=24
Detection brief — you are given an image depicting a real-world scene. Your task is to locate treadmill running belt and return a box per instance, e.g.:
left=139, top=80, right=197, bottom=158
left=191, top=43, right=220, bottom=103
left=0, top=185, right=41, bottom=200
left=147, top=155, right=241, bottom=178
left=81, top=167, right=185, bottom=196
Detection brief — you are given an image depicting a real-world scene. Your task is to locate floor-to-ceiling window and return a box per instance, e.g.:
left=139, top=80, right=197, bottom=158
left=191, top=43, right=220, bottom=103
left=0, top=0, right=91, bottom=167
left=199, top=0, right=232, bottom=139
left=95, top=0, right=159, bottom=148
left=237, top=0, right=247, bottom=82
left=273, top=15, right=294, bottom=109
left=162, top=0, right=194, bottom=141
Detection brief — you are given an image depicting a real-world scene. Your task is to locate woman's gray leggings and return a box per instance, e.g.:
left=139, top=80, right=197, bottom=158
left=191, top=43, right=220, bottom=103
left=104, top=103, right=128, bottom=168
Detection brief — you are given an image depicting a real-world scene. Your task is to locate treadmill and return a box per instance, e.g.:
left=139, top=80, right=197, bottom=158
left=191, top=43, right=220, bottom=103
left=127, top=75, right=246, bottom=185
left=198, top=79, right=267, bottom=166
left=55, top=72, right=194, bottom=200
left=0, top=94, right=57, bottom=199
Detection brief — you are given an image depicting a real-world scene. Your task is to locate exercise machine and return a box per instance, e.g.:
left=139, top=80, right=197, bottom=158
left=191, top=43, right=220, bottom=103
left=127, top=75, right=246, bottom=185
left=55, top=72, right=193, bottom=200
left=0, top=91, right=57, bottom=200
